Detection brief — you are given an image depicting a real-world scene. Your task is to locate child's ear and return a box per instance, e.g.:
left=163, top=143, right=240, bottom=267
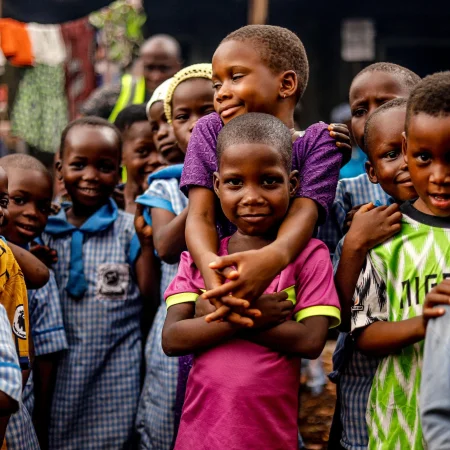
left=279, top=70, right=298, bottom=100
left=365, top=160, right=378, bottom=184
left=288, top=170, right=300, bottom=197
left=402, top=131, right=408, bottom=165
left=213, top=172, right=220, bottom=197
left=55, top=160, right=63, bottom=181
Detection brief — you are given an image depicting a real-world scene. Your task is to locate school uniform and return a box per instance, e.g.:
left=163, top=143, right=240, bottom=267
left=135, top=165, right=187, bottom=450
left=42, top=199, right=142, bottom=450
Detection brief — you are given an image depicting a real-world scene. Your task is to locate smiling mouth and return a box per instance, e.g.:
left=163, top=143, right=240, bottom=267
left=429, top=193, right=450, bottom=207
left=78, top=187, right=101, bottom=195
left=16, top=223, right=38, bottom=235
left=219, top=105, right=242, bottom=120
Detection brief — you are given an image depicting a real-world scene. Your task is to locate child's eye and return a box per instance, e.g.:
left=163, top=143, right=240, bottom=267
left=38, top=203, right=52, bottom=215
left=70, top=162, right=85, bottom=170
left=385, top=150, right=400, bottom=160
left=137, top=148, right=150, bottom=156
left=262, top=177, right=280, bottom=186
left=12, top=196, right=25, bottom=206
left=352, top=108, right=366, bottom=118
left=225, top=179, right=242, bottom=187
left=417, top=152, right=431, bottom=163
left=150, top=123, right=159, bottom=133
left=0, top=198, right=9, bottom=208
left=174, top=114, right=189, bottom=122
left=99, top=164, right=116, bottom=173
left=231, top=74, right=244, bottom=83
left=212, top=81, right=222, bottom=91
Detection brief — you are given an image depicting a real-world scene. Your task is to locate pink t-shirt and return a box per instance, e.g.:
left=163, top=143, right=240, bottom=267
left=165, top=237, right=340, bottom=450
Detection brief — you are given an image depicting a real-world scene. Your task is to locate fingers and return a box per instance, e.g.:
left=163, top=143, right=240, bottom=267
left=221, top=295, right=250, bottom=309
left=205, top=305, right=230, bottom=323
left=278, top=300, right=295, bottom=311
left=209, top=255, right=239, bottom=270
left=329, top=124, right=350, bottom=135
left=423, top=307, right=446, bottom=319
left=202, top=280, right=241, bottom=300
left=357, top=202, right=375, bottom=214
left=216, top=266, right=239, bottom=280
left=245, top=308, right=262, bottom=318
left=227, top=312, right=254, bottom=327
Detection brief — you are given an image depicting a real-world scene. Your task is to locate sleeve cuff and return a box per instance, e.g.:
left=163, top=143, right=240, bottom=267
left=32, top=328, right=68, bottom=356
left=166, top=292, right=199, bottom=309
left=294, top=305, right=341, bottom=328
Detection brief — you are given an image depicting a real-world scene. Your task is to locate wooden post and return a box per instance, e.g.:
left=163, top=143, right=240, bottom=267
left=248, top=0, right=269, bottom=25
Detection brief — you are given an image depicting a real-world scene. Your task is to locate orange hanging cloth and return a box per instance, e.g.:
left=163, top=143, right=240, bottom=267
left=0, top=18, right=33, bottom=66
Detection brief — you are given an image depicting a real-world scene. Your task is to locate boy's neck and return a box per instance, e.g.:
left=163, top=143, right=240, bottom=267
left=227, top=230, right=275, bottom=255
left=66, top=201, right=107, bottom=228
left=123, top=181, right=141, bottom=214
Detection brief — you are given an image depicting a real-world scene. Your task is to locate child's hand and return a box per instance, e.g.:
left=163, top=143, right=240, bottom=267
left=29, top=244, right=58, bottom=267
left=423, top=279, right=450, bottom=330
left=328, top=123, right=352, bottom=164
left=134, top=204, right=153, bottom=247
left=203, top=246, right=285, bottom=304
left=343, top=204, right=365, bottom=232
left=250, top=292, right=293, bottom=329
left=346, top=203, right=402, bottom=252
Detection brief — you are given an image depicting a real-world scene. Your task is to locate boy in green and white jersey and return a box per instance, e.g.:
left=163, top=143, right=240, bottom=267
left=350, top=71, right=450, bottom=450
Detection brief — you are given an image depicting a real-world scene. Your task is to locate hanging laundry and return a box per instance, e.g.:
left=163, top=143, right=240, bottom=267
left=26, top=23, right=66, bottom=66
left=11, top=64, right=68, bottom=153
left=60, top=17, right=96, bottom=120
left=0, top=18, right=33, bottom=66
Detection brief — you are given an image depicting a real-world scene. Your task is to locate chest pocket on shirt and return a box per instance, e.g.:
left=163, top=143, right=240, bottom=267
left=96, top=263, right=130, bottom=301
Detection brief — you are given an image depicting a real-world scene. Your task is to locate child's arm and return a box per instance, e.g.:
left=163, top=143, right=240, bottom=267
left=134, top=204, right=160, bottom=307
left=162, top=302, right=243, bottom=356
left=152, top=206, right=188, bottom=264
left=241, top=316, right=329, bottom=359
left=335, top=203, right=402, bottom=330
left=8, top=242, right=49, bottom=289
left=355, top=318, right=425, bottom=357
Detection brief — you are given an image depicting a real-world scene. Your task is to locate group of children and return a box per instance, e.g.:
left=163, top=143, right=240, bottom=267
left=0, top=22, right=447, bottom=450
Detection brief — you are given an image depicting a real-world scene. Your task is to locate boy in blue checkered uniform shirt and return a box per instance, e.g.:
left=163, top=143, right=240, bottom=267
left=0, top=154, right=68, bottom=450
left=317, top=63, right=421, bottom=258
left=328, top=98, right=418, bottom=449
left=41, top=117, right=160, bottom=450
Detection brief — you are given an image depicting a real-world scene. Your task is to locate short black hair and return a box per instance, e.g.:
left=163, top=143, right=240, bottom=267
left=0, top=153, right=51, bottom=176
left=59, top=117, right=122, bottom=160
left=364, top=98, right=408, bottom=156
left=217, top=112, right=292, bottom=172
left=114, top=104, right=149, bottom=134
left=406, top=71, right=450, bottom=134
left=222, top=25, right=309, bottom=101
left=351, top=62, right=421, bottom=94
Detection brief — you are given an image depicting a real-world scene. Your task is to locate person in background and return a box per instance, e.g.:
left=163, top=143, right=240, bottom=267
left=328, top=98, right=417, bottom=450
left=80, top=34, right=182, bottom=121
left=0, top=155, right=68, bottom=450
left=163, top=113, right=341, bottom=450
left=42, top=117, right=159, bottom=449
left=331, top=103, right=366, bottom=179
left=135, top=63, right=214, bottom=450
left=114, top=104, right=162, bottom=214
left=317, top=62, right=421, bottom=257
left=350, top=72, right=450, bottom=449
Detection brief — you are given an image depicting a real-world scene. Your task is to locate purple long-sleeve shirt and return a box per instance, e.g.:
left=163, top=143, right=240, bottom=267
left=180, top=112, right=343, bottom=227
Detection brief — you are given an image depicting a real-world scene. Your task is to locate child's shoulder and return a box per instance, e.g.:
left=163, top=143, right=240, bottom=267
left=293, top=121, right=330, bottom=148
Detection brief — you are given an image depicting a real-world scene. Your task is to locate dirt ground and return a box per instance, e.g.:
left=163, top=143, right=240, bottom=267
left=299, top=340, right=337, bottom=450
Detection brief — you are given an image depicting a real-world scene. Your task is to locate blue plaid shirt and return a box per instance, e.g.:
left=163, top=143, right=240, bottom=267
left=22, top=271, right=68, bottom=417
left=328, top=187, right=394, bottom=450
left=0, top=301, right=40, bottom=450
left=317, top=174, right=390, bottom=257
left=42, top=209, right=143, bottom=450
left=136, top=177, right=187, bottom=450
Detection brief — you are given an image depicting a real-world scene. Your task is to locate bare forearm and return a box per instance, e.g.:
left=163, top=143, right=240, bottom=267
left=9, top=242, right=49, bottom=289
left=242, top=317, right=329, bottom=359
left=356, top=317, right=425, bottom=357
left=162, top=314, right=238, bottom=356
left=136, top=245, right=160, bottom=309
left=269, top=198, right=318, bottom=267
left=154, top=207, right=188, bottom=264
left=335, top=243, right=367, bottom=331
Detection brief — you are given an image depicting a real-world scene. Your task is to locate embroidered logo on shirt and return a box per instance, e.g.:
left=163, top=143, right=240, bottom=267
left=96, top=263, right=129, bottom=300
left=12, top=305, right=26, bottom=339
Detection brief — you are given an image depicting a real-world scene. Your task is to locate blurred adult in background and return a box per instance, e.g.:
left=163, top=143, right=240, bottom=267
left=80, top=34, right=182, bottom=121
